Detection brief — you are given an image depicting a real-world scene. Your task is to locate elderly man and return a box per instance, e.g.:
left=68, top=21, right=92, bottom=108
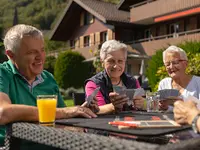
left=0, top=24, right=97, bottom=149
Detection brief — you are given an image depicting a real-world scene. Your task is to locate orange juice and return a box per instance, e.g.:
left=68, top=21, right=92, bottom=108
left=37, top=96, right=57, bottom=124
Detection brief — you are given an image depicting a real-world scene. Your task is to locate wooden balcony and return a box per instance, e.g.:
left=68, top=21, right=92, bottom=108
left=130, top=0, right=200, bottom=24
left=127, top=29, right=200, bottom=56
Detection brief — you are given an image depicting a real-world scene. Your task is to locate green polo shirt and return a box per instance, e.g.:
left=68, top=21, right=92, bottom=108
left=0, top=60, right=66, bottom=148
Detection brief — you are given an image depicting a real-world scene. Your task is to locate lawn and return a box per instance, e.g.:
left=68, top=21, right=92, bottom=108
left=64, top=99, right=74, bottom=107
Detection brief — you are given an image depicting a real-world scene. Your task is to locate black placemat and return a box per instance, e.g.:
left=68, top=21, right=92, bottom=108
left=56, top=111, right=191, bottom=136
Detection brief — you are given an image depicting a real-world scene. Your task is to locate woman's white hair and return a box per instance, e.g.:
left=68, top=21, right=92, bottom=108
left=163, top=45, right=188, bottom=62
left=100, top=40, right=127, bottom=61
left=4, top=24, right=43, bottom=53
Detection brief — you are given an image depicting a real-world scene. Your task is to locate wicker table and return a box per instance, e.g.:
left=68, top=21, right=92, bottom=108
left=5, top=122, right=160, bottom=150
left=4, top=122, right=200, bottom=150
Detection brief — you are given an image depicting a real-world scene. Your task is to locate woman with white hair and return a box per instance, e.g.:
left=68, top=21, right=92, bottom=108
left=158, top=45, right=200, bottom=110
left=85, top=40, right=144, bottom=114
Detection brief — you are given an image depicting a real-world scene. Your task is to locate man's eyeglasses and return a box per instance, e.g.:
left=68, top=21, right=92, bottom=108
left=164, top=60, right=186, bottom=67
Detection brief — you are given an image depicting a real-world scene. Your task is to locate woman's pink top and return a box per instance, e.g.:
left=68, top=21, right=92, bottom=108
left=85, top=80, right=140, bottom=106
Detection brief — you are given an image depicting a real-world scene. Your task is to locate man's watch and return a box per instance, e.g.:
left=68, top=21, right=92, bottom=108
left=192, top=114, right=200, bottom=134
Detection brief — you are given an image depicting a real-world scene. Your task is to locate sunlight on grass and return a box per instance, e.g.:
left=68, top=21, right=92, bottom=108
left=64, top=99, right=74, bottom=107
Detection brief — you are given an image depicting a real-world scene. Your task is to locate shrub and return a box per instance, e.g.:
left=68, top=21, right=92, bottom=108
left=145, top=49, right=164, bottom=91
left=44, top=56, right=56, bottom=74
left=54, top=51, right=90, bottom=89
left=0, top=41, right=8, bottom=63
left=92, top=49, right=104, bottom=73
left=60, top=87, right=84, bottom=99
left=186, top=53, right=200, bottom=76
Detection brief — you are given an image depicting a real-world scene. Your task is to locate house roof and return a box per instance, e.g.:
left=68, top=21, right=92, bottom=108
left=75, top=0, right=130, bottom=23
left=50, top=0, right=131, bottom=40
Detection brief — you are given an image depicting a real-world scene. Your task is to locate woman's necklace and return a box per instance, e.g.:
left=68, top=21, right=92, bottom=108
left=113, top=79, right=121, bottom=86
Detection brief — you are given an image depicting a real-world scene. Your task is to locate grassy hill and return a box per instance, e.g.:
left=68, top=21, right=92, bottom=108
left=0, top=0, right=120, bottom=32
left=0, top=0, right=68, bottom=30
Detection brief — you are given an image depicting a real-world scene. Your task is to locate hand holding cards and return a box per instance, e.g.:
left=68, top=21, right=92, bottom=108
left=113, top=86, right=145, bottom=106
left=158, top=89, right=180, bottom=106
left=86, top=87, right=100, bottom=107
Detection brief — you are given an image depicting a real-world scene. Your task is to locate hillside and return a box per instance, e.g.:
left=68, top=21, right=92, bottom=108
left=0, top=0, right=120, bottom=32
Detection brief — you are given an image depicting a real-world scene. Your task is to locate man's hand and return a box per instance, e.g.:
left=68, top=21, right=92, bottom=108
left=82, top=97, right=100, bottom=113
left=62, top=106, right=97, bottom=119
left=174, top=100, right=199, bottom=125
left=109, top=92, right=128, bottom=113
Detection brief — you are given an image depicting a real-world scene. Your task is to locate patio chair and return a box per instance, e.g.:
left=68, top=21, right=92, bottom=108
left=72, top=92, right=85, bottom=105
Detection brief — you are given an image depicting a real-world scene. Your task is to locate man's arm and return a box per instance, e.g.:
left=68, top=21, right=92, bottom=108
left=0, top=92, right=97, bottom=125
left=0, top=92, right=38, bottom=124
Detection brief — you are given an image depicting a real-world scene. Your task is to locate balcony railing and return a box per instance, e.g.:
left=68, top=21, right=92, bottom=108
left=125, top=28, right=200, bottom=44
left=130, top=0, right=200, bottom=24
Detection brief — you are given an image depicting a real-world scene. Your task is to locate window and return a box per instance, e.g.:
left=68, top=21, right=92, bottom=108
left=80, top=12, right=94, bottom=26
left=169, top=23, right=179, bottom=38
left=100, top=32, right=107, bottom=43
left=197, top=15, right=200, bottom=29
left=184, top=18, right=190, bottom=31
left=169, top=23, right=179, bottom=34
left=70, top=40, right=75, bottom=48
left=70, top=39, right=79, bottom=48
left=144, top=29, right=151, bottom=39
left=155, top=26, right=160, bottom=36
left=84, top=36, right=90, bottom=47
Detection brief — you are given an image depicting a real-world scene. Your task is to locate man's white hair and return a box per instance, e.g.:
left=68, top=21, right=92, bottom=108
left=163, top=45, right=188, bottom=62
left=4, top=24, right=43, bottom=53
left=100, top=40, right=127, bottom=61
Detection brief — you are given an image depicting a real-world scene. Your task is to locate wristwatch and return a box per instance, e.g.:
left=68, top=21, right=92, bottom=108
left=192, top=114, right=200, bottom=134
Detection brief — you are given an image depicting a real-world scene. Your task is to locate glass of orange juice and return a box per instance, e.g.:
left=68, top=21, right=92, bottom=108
left=37, top=95, right=57, bottom=126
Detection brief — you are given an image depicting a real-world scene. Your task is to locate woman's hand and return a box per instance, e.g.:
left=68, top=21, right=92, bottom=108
left=159, top=97, right=183, bottom=111
left=133, top=96, right=145, bottom=110
left=174, top=100, right=199, bottom=125
left=82, top=97, right=100, bottom=113
left=159, top=100, right=169, bottom=111
left=109, top=92, right=129, bottom=113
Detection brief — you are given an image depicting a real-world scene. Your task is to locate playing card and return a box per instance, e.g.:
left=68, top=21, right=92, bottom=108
left=134, top=88, right=145, bottom=97
left=86, top=87, right=100, bottom=107
left=158, top=89, right=179, bottom=100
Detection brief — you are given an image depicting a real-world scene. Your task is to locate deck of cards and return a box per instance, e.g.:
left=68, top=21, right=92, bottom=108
left=158, top=89, right=180, bottom=100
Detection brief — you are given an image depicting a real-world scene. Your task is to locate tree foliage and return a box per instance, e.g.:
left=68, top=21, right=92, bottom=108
left=146, top=49, right=164, bottom=91
left=44, top=56, right=56, bottom=74
left=44, top=38, right=66, bottom=52
left=0, top=0, right=68, bottom=30
left=54, top=51, right=90, bottom=89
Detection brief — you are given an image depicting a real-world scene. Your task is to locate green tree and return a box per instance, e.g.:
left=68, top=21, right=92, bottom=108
left=44, top=38, right=66, bottom=52
left=54, top=51, right=90, bottom=89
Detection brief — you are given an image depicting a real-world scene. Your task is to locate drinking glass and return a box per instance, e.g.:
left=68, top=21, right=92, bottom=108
left=37, top=95, right=57, bottom=126
left=146, top=92, right=159, bottom=112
